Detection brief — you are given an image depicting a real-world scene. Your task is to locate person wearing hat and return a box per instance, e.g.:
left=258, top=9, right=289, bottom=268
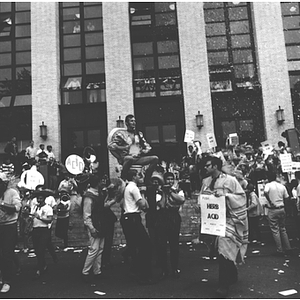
left=30, top=188, right=54, bottom=279
left=0, top=174, right=21, bottom=293
left=155, top=171, right=185, bottom=280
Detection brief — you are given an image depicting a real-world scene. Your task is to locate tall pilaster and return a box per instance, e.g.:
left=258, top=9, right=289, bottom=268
left=177, top=2, right=214, bottom=150
left=31, top=2, right=61, bottom=159
left=103, top=2, right=134, bottom=178
left=253, top=2, right=294, bottom=143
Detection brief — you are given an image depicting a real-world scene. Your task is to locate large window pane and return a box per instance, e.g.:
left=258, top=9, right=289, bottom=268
left=228, top=7, right=248, bottom=20
left=145, top=126, right=159, bottom=143
left=232, top=50, right=253, bottom=64
left=84, top=19, right=103, bottom=32
left=16, top=3, right=30, bottom=11
left=16, top=25, right=31, bottom=37
left=0, top=3, right=11, bottom=12
left=283, top=16, right=300, bottom=30
left=205, top=23, right=226, bottom=36
left=64, top=63, right=81, bottom=76
left=16, top=66, right=31, bottom=80
left=204, top=8, right=225, bottom=23
left=84, top=5, right=102, bottom=18
left=158, top=55, right=179, bottom=69
left=0, top=96, right=11, bottom=107
left=87, top=89, right=106, bottom=103
left=286, top=45, right=300, bottom=60
left=162, top=125, right=176, bottom=142
left=157, top=40, right=178, bottom=53
left=72, top=130, right=84, bottom=147
left=284, top=30, right=300, bottom=44
left=0, top=68, right=11, bottom=80
left=64, top=48, right=81, bottom=61
left=62, top=90, right=82, bottom=105
left=16, top=38, right=30, bottom=50
left=85, top=46, right=104, bottom=59
left=207, top=51, right=229, bottom=65
left=155, top=2, right=175, bottom=13
left=0, top=53, right=11, bottom=66
left=155, top=13, right=176, bottom=26
left=14, top=94, right=31, bottom=106
left=0, top=41, right=11, bottom=52
left=85, top=32, right=103, bottom=46
left=86, top=61, right=105, bottom=74
left=134, top=57, right=154, bottom=71
left=132, top=42, right=153, bottom=56
left=15, top=11, right=30, bottom=24
left=87, top=129, right=101, bottom=147
left=64, top=35, right=81, bottom=47
left=206, top=36, right=227, bottom=50
left=281, top=3, right=299, bottom=15
left=231, top=34, right=251, bottom=48
left=63, top=8, right=80, bottom=21
left=16, top=51, right=31, bottom=64
left=230, top=21, right=249, bottom=34
left=234, top=64, right=255, bottom=78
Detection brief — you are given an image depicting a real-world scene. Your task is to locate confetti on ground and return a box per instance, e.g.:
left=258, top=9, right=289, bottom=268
left=278, top=270, right=285, bottom=274
left=252, top=250, right=260, bottom=254
left=249, top=288, right=254, bottom=292
left=260, top=243, right=265, bottom=246
left=202, top=256, right=210, bottom=260
left=278, top=289, right=298, bottom=296
left=28, top=253, right=36, bottom=258
left=14, top=249, right=20, bottom=253
left=74, top=250, right=82, bottom=253
left=273, top=268, right=278, bottom=271
left=94, top=291, right=106, bottom=296
left=201, top=279, right=208, bottom=282
left=63, top=247, right=74, bottom=252
left=275, top=279, right=278, bottom=282
left=186, top=242, right=192, bottom=245
left=283, top=263, right=289, bottom=267
left=203, top=269, right=209, bottom=272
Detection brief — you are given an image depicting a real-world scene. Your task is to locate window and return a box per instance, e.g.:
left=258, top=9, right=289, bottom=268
left=129, top=2, right=183, bottom=99
left=0, top=3, right=31, bottom=107
left=204, top=2, right=258, bottom=91
left=59, top=2, right=106, bottom=105
left=281, top=3, right=300, bottom=61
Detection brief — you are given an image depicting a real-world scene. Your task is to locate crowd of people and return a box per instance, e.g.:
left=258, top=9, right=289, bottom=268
left=0, top=117, right=300, bottom=298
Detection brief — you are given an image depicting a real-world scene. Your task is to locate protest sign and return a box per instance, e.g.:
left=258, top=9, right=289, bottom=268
left=199, top=194, right=226, bottom=237
left=184, top=130, right=195, bottom=143
left=206, top=133, right=217, bottom=149
left=279, top=153, right=293, bottom=173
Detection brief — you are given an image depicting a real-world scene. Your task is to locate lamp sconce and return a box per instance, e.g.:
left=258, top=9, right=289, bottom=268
left=39, top=121, right=47, bottom=139
left=276, top=106, right=285, bottom=125
left=196, top=111, right=204, bottom=128
left=116, top=116, right=124, bottom=128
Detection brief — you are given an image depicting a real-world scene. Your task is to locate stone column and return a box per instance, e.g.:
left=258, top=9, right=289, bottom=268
left=31, top=2, right=61, bottom=160
left=103, top=2, right=134, bottom=178
left=177, top=2, right=214, bottom=151
left=253, top=2, right=294, bottom=143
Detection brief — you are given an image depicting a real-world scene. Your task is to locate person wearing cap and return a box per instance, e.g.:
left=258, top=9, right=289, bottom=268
left=30, top=188, right=54, bottom=280
left=0, top=174, right=21, bottom=293
left=155, top=171, right=185, bottom=280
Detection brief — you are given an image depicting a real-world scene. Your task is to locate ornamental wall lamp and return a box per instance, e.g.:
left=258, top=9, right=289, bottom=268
left=196, top=111, right=204, bottom=129
left=116, top=116, right=124, bottom=128
left=276, top=106, right=285, bottom=125
left=39, top=121, right=47, bottom=139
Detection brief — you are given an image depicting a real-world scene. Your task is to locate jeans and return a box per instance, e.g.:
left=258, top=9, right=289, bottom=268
left=82, top=229, right=105, bottom=275
left=267, top=208, right=291, bottom=252
left=0, top=223, right=17, bottom=284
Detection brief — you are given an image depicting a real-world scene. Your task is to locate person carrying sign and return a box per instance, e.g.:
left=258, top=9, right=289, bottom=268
left=199, top=156, right=248, bottom=298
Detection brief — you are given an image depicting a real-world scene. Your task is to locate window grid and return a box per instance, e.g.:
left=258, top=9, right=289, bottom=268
left=0, top=2, right=31, bottom=107
left=129, top=2, right=183, bottom=99
left=204, top=2, right=258, bottom=91
left=59, top=2, right=106, bottom=105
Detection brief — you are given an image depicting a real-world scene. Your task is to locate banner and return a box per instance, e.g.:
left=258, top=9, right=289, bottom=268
left=199, top=194, right=226, bottom=237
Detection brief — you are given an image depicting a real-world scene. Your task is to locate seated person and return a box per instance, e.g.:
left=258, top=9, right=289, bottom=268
left=108, top=114, right=158, bottom=183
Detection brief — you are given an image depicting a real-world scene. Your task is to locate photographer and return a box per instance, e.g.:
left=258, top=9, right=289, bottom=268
left=155, top=171, right=185, bottom=280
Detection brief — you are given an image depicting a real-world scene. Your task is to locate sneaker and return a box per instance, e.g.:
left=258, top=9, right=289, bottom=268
left=0, top=283, right=10, bottom=293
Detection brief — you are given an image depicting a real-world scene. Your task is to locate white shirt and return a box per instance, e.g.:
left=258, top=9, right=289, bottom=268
left=264, top=181, right=289, bottom=207
left=123, top=181, right=142, bottom=214
left=31, top=203, right=53, bottom=228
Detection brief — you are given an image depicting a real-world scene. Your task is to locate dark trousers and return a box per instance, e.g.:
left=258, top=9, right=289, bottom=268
left=156, top=210, right=181, bottom=273
left=248, top=216, right=261, bottom=242
left=0, top=223, right=18, bottom=284
left=218, top=254, right=237, bottom=288
left=120, top=213, right=152, bottom=280
left=102, top=221, right=115, bottom=266
left=47, top=227, right=57, bottom=261
left=32, top=227, right=50, bottom=273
